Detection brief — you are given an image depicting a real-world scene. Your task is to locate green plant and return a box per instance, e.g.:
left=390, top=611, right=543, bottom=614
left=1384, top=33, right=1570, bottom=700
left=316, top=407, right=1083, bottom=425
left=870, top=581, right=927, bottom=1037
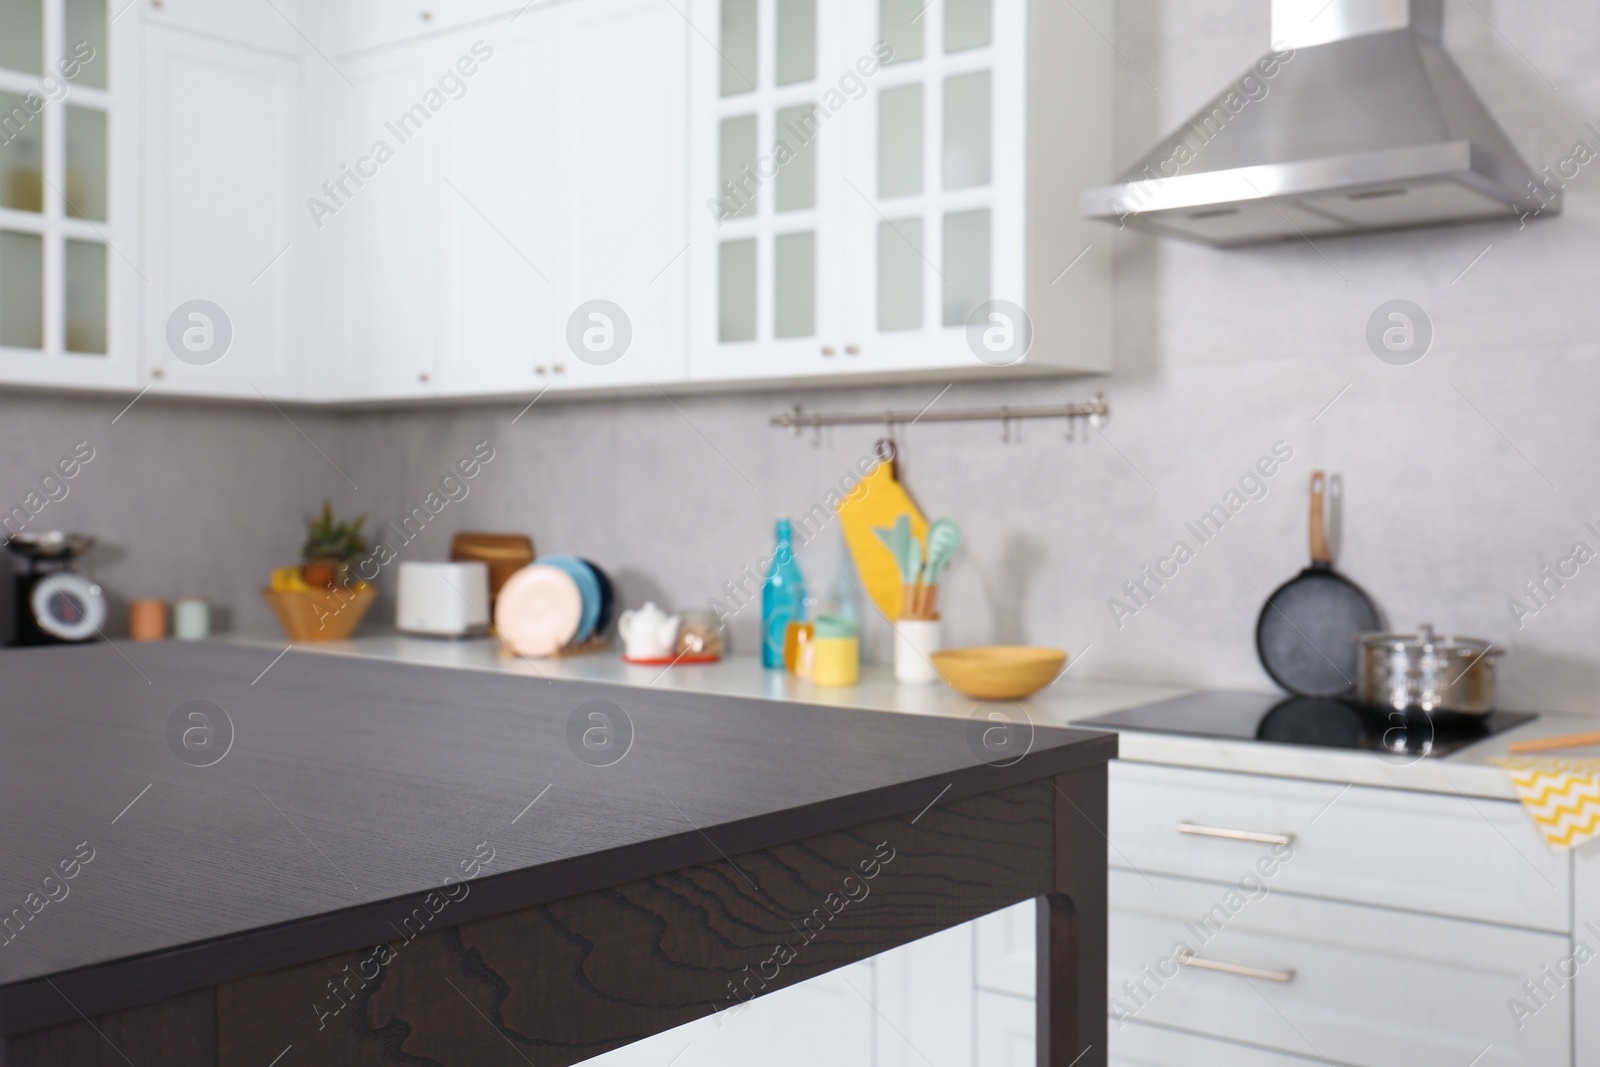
left=301, top=501, right=368, bottom=565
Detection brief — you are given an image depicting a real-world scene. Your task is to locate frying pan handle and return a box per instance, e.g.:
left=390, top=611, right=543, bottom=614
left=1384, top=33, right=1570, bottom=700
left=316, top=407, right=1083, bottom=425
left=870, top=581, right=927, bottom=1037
left=1308, top=471, right=1331, bottom=564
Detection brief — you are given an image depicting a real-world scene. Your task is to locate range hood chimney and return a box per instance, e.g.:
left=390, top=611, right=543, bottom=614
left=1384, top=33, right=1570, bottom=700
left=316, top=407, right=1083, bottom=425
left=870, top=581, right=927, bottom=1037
left=1081, top=0, right=1559, bottom=246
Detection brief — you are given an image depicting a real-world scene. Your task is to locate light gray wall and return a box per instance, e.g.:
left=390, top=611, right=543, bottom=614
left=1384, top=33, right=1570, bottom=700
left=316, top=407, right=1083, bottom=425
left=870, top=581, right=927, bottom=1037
left=0, top=393, right=362, bottom=637
left=352, top=0, right=1600, bottom=713
left=6, top=0, right=1598, bottom=714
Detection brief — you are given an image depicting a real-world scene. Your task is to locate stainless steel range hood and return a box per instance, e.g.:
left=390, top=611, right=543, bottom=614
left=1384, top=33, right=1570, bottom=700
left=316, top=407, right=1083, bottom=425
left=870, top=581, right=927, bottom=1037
left=1081, top=0, right=1559, bottom=246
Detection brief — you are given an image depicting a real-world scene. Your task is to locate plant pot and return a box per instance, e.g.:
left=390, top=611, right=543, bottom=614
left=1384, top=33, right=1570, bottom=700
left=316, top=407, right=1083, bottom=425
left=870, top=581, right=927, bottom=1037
left=261, top=584, right=376, bottom=642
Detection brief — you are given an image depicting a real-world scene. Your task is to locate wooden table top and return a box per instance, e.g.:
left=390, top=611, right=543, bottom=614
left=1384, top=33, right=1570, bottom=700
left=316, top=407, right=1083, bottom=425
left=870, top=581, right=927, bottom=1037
left=0, top=641, right=1113, bottom=1034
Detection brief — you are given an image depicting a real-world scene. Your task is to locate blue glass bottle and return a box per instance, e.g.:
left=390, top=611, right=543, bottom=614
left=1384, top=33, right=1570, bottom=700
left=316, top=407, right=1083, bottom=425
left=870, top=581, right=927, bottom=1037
left=761, top=517, right=806, bottom=669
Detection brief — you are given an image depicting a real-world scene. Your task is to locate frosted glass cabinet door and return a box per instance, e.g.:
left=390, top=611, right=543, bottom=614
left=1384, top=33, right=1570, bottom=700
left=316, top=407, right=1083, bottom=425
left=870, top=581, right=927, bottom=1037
left=840, top=0, right=1024, bottom=372
left=688, top=0, right=846, bottom=383
left=0, top=0, right=136, bottom=390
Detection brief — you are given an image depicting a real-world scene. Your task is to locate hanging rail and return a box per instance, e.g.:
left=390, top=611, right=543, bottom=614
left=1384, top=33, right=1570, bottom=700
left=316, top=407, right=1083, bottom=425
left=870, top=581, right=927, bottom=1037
left=770, top=392, right=1109, bottom=432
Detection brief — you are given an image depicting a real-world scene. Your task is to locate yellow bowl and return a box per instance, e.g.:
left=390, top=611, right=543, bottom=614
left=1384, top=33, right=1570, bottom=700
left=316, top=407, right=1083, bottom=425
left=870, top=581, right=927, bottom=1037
left=261, top=585, right=376, bottom=642
left=930, top=646, right=1068, bottom=700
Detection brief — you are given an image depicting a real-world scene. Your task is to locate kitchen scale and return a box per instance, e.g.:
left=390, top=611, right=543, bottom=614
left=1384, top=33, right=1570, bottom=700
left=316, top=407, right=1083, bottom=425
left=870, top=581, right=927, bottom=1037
left=2, top=532, right=106, bottom=646
left=1081, top=691, right=1537, bottom=759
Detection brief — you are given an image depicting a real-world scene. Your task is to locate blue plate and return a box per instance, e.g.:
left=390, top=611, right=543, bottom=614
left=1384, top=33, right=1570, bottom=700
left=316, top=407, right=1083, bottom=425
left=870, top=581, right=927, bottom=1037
left=580, top=558, right=616, bottom=636
left=539, top=555, right=601, bottom=644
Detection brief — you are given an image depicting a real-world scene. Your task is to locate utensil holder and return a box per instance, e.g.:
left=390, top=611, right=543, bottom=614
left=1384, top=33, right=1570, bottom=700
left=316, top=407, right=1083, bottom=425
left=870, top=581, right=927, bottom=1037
left=894, top=618, right=942, bottom=684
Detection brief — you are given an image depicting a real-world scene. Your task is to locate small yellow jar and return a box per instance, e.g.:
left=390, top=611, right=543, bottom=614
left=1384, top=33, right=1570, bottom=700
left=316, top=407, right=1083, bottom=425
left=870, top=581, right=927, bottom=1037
left=810, top=615, right=859, bottom=687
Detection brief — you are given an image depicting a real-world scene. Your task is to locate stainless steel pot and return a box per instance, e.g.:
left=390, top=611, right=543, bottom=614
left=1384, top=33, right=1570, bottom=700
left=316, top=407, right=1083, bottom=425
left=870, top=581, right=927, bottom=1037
left=1356, top=624, right=1500, bottom=715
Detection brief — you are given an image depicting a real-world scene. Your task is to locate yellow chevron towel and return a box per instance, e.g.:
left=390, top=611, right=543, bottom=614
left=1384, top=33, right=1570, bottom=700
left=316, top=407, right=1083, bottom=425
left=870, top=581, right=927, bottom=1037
left=1493, top=757, right=1600, bottom=851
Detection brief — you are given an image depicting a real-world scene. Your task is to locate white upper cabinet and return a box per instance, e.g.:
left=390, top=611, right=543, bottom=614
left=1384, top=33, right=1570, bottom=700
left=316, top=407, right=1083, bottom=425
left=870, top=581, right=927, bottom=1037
left=549, top=0, right=689, bottom=393
left=138, top=0, right=307, bottom=53
left=0, top=0, right=137, bottom=392
left=688, top=0, right=847, bottom=383
left=140, top=25, right=300, bottom=398
left=434, top=18, right=558, bottom=398
left=302, top=41, right=443, bottom=402
left=324, top=1, right=548, bottom=60
left=688, top=0, right=1111, bottom=387
left=1, top=0, right=1112, bottom=403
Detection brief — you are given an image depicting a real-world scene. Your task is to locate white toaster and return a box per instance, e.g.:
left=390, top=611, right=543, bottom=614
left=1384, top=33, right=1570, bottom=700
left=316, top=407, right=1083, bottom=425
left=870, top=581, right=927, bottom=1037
left=396, top=561, right=491, bottom=637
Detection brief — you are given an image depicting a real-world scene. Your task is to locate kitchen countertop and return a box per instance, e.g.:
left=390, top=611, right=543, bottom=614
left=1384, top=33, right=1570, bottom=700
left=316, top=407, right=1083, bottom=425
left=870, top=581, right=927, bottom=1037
left=0, top=641, right=1114, bottom=1037
left=230, top=632, right=1591, bottom=802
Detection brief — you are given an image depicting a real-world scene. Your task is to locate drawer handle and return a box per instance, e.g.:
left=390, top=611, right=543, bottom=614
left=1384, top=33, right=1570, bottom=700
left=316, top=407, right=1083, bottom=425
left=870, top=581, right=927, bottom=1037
left=1176, top=821, right=1294, bottom=847
left=1179, top=951, right=1295, bottom=984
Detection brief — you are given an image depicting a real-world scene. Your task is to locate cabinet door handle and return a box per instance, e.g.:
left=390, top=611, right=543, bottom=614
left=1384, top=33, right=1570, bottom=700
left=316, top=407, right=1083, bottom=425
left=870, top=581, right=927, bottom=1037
left=1179, top=951, right=1295, bottom=984
left=1177, top=821, right=1293, bottom=847
left=821, top=346, right=837, bottom=356
left=845, top=344, right=860, bottom=355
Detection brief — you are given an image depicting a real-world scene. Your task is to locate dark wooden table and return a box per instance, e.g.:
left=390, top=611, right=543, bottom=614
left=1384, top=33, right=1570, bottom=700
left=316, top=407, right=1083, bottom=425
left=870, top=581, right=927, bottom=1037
left=0, top=642, right=1114, bottom=1066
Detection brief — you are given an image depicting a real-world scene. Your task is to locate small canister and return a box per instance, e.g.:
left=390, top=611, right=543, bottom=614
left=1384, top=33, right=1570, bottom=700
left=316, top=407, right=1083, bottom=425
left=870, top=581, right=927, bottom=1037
left=174, top=599, right=211, bottom=640
left=810, top=615, right=859, bottom=687
left=129, top=599, right=167, bottom=642
left=894, top=618, right=943, bottom=684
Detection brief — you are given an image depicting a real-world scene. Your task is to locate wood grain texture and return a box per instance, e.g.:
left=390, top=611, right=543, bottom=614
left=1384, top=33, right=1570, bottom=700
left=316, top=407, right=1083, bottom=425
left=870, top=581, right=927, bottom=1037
left=0, top=988, right=214, bottom=1067
left=0, top=642, right=1113, bottom=1035
left=1040, top=765, right=1108, bottom=1067
left=218, top=782, right=1056, bottom=1066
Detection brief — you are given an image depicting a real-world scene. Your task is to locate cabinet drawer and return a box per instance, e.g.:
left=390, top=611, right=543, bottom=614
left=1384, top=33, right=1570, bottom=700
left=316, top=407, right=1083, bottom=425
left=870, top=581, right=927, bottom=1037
left=1109, top=870, right=1571, bottom=1067
left=1110, top=762, right=1569, bottom=931
left=1113, top=1020, right=1324, bottom=1066
left=977, top=989, right=1326, bottom=1067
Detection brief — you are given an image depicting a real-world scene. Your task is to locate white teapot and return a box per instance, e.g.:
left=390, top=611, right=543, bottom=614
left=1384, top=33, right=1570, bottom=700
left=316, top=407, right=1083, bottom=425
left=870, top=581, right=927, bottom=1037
left=619, top=602, right=680, bottom=660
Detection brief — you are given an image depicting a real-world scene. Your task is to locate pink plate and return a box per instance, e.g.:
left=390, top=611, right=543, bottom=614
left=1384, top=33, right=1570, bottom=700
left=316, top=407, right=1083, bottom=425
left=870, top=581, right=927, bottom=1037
left=495, top=564, right=583, bottom=657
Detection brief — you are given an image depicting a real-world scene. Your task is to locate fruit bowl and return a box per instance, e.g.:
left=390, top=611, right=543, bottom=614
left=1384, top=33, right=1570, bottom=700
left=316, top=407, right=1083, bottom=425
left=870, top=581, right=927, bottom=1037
left=261, top=584, right=376, bottom=642
left=930, top=646, right=1068, bottom=700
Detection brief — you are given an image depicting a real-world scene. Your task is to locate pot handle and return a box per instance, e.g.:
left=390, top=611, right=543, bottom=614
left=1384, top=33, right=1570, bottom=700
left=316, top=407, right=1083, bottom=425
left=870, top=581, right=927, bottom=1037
left=1309, top=471, right=1331, bottom=564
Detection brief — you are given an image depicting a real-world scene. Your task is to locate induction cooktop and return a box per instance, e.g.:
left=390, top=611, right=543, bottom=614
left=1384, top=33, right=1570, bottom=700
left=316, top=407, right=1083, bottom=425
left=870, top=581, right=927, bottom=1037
left=1079, top=691, right=1537, bottom=759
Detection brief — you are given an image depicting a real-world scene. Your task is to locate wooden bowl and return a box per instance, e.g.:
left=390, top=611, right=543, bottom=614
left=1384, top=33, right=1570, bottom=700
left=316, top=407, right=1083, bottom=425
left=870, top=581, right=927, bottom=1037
left=261, top=585, right=376, bottom=642
left=930, top=646, right=1068, bottom=700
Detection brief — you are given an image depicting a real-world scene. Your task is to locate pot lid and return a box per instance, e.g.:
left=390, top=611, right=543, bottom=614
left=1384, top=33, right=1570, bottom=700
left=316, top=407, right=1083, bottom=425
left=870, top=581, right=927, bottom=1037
left=1357, top=622, right=1497, bottom=655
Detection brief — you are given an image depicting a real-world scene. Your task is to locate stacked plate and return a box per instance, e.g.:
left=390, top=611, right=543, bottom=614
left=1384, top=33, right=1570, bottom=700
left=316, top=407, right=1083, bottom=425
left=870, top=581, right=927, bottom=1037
left=494, top=556, right=616, bottom=657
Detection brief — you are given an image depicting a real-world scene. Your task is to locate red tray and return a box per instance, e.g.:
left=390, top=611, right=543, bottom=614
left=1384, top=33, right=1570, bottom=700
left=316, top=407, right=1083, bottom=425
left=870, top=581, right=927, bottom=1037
left=621, top=651, right=722, bottom=666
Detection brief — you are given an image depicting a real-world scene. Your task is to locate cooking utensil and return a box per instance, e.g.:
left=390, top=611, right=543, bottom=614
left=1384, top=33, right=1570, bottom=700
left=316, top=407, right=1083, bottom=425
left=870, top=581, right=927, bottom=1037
left=930, top=646, right=1068, bottom=700
left=1256, top=472, right=1380, bottom=697
left=902, top=536, right=924, bottom=616
left=1356, top=624, right=1499, bottom=715
left=841, top=462, right=928, bottom=620
left=873, top=515, right=917, bottom=584
left=1508, top=731, right=1600, bottom=755
left=918, top=518, right=962, bottom=615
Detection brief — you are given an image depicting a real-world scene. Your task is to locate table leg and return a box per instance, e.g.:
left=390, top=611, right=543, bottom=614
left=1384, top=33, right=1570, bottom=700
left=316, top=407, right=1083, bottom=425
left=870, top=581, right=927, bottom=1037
left=1038, top=763, right=1108, bottom=1067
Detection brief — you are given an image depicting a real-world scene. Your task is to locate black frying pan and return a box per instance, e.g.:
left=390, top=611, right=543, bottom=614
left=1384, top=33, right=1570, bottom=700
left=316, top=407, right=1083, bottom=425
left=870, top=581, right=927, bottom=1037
left=1256, top=472, right=1380, bottom=697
